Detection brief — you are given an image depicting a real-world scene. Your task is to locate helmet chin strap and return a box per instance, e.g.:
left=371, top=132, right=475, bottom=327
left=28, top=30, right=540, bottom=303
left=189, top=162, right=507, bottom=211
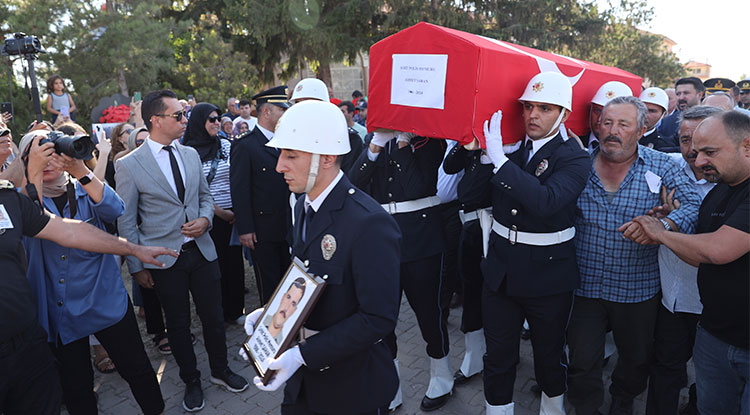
left=304, top=153, right=321, bottom=194
left=544, top=109, right=567, bottom=138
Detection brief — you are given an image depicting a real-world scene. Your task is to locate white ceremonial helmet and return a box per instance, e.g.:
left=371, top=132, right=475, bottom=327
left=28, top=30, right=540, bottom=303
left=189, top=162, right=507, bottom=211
left=639, top=87, right=669, bottom=112
left=591, top=81, right=633, bottom=106
left=267, top=100, right=351, bottom=192
left=518, top=71, right=573, bottom=111
left=518, top=72, right=573, bottom=138
left=290, top=78, right=330, bottom=103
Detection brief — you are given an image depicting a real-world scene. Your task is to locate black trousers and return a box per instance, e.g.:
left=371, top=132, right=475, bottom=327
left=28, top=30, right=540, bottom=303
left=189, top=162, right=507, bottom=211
left=209, top=212, right=246, bottom=321
left=458, top=220, right=483, bottom=333
left=150, top=244, right=228, bottom=383
left=0, top=324, right=61, bottom=415
left=567, top=295, right=660, bottom=415
left=140, top=285, right=165, bottom=336
left=249, top=240, right=291, bottom=305
left=646, top=304, right=700, bottom=415
left=49, top=301, right=163, bottom=415
left=482, top=280, right=573, bottom=404
left=385, top=253, right=450, bottom=359
left=439, top=201, right=462, bottom=311
left=281, top=384, right=389, bottom=415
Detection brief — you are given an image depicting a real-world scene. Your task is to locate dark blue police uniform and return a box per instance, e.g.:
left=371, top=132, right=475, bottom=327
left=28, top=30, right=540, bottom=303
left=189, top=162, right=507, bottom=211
left=230, top=127, right=292, bottom=304
left=442, top=145, right=493, bottom=335
left=281, top=174, right=402, bottom=415
left=657, top=110, right=681, bottom=146
left=481, top=133, right=591, bottom=404
left=348, top=137, right=449, bottom=359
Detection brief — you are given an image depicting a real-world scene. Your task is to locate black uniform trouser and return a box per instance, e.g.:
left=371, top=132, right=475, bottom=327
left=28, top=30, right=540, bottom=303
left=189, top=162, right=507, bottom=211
left=49, top=301, right=164, bottom=415
left=567, top=295, right=660, bottom=415
left=0, top=324, right=61, bottom=415
left=150, top=243, right=228, bottom=383
left=482, top=280, right=573, bottom=405
left=281, top=384, right=389, bottom=415
left=458, top=219, right=483, bottom=333
left=646, top=304, right=700, bottom=415
left=439, top=201, right=462, bottom=310
left=249, top=240, right=291, bottom=305
left=385, top=253, right=450, bottom=359
left=210, top=212, right=246, bottom=321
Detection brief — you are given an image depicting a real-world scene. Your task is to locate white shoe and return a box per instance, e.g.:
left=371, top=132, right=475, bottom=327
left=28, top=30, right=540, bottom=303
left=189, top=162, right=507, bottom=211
left=426, top=355, right=454, bottom=399
left=459, top=329, right=486, bottom=378
left=389, top=359, right=402, bottom=411
left=486, top=400, right=514, bottom=415
left=540, top=391, right=565, bottom=415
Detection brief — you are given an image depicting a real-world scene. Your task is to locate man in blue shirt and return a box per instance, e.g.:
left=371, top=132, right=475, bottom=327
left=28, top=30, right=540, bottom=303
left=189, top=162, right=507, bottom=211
left=567, top=96, right=702, bottom=415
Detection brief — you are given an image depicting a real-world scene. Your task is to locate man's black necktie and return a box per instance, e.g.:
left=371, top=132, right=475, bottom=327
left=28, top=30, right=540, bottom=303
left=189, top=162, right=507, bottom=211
left=163, top=146, right=185, bottom=203
left=522, top=139, right=534, bottom=167
left=301, top=205, right=315, bottom=244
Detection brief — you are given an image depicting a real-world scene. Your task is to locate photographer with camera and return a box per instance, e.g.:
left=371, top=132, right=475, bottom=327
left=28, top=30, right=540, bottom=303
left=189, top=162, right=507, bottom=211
left=0, top=133, right=175, bottom=414
left=14, top=130, right=169, bottom=415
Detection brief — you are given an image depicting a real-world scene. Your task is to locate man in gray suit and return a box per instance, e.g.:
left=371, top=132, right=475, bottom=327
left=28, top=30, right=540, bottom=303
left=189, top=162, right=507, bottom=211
left=116, top=90, right=248, bottom=412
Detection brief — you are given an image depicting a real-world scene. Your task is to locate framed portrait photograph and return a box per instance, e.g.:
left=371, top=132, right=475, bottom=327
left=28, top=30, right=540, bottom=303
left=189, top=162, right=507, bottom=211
left=243, top=260, right=326, bottom=385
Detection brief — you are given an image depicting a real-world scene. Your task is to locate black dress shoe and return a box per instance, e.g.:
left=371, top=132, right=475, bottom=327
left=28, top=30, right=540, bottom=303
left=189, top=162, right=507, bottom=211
left=453, top=369, right=479, bottom=385
left=420, top=390, right=453, bottom=412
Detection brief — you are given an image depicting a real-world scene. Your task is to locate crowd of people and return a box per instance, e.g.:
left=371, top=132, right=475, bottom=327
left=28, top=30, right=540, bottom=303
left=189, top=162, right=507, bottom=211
left=0, top=71, right=747, bottom=415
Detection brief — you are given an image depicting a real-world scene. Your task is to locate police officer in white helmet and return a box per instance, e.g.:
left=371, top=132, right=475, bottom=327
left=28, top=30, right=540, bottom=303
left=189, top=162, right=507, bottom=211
left=481, top=71, right=591, bottom=415
left=583, top=81, right=634, bottom=151
left=638, top=87, right=675, bottom=151
left=240, top=100, right=402, bottom=414
left=290, top=78, right=330, bottom=104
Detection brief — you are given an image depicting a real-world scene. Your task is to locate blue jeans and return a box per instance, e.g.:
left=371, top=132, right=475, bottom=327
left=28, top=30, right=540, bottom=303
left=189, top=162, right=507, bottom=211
left=693, top=324, right=749, bottom=415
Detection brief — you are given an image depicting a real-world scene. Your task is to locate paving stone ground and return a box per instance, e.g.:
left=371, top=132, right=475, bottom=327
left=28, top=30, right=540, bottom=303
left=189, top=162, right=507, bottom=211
left=80, top=263, right=692, bottom=415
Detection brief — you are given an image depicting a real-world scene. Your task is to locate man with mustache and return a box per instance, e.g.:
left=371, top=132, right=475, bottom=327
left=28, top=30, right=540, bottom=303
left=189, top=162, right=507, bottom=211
left=644, top=105, right=721, bottom=415
left=658, top=77, right=706, bottom=145
left=262, top=278, right=306, bottom=345
left=568, top=96, right=702, bottom=415
left=630, top=110, right=750, bottom=415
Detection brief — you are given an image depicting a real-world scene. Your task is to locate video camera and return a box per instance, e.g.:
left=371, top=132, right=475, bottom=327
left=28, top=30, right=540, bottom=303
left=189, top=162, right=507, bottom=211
left=39, top=131, right=95, bottom=160
left=1, top=32, right=45, bottom=57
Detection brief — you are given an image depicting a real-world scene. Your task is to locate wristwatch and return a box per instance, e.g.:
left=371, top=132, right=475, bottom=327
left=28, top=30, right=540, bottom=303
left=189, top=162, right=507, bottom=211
left=78, top=172, right=95, bottom=185
left=659, top=218, right=672, bottom=231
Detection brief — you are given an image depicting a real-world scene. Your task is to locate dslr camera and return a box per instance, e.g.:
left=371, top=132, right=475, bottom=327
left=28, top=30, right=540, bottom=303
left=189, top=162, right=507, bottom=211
left=40, top=131, right=95, bottom=160
left=1, top=32, right=45, bottom=56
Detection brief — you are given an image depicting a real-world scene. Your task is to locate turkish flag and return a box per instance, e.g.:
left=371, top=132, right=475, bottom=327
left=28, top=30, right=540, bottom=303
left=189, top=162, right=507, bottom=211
left=367, top=22, right=642, bottom=145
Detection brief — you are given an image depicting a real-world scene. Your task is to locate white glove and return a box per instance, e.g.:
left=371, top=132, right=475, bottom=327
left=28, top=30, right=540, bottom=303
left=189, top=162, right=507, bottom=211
left=253, top=345, right=305, bottom=391
left=397, top=132, right=415, bottom=145
left=483, top=110, right=508, bottom=171
left=371, top=131, right=397, bottom=147
left=238, top=307, right=265, bottom=361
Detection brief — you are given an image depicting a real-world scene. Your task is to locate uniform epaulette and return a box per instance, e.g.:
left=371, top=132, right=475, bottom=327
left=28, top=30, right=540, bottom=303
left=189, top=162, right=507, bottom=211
left=235, top=131, right=253, bottom=141
left=0, top=179, right=14, bottom=190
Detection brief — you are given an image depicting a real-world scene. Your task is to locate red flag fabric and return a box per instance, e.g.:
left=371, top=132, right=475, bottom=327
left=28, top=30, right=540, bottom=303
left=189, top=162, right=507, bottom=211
left=367, top=22, right=642, bottom=145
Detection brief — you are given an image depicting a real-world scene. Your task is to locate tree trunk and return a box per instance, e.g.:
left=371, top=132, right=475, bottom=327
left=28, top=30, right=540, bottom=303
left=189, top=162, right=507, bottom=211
left=358, top=51, right=368, bottom=96
left=315, top=61, right=332, bottom=93
left=117, top=68, right=128, bottom=97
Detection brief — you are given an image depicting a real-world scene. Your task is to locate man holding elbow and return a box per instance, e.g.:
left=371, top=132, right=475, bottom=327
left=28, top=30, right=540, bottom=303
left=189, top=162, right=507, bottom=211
left=632, top=110, right=750, bottom=415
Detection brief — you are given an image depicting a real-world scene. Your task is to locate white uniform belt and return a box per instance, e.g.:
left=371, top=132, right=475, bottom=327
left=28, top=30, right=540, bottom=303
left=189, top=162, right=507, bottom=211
left=381, top=195, right=441, bottom=215
left=459, top=208, right=491, bottom=225
left=491, top=219, right=575, bottom=246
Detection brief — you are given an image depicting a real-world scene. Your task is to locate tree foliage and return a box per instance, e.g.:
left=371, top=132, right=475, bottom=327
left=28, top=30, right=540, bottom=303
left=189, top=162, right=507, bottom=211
left=0, top=0, right=686, bottom=133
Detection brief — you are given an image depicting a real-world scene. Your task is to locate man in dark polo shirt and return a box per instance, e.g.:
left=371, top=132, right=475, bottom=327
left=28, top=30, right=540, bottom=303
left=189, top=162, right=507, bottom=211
left=631, top=110, right=749, bottom=414
left=0, top=137, right=175, bottom=414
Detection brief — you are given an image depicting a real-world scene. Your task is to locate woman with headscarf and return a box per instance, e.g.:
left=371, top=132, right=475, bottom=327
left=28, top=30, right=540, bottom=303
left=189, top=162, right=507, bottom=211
left=182, top=103, right=246, bottom=323
left=18, top=131, right=164, bottom=415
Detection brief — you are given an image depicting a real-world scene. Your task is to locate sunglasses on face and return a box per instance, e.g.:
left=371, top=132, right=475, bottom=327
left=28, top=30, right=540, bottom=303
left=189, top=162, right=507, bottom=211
left=121, top=129, right=134, bottom=136
left=155, top=110, right=186, bottom=121
left=207, top=116, right=221, bottom=123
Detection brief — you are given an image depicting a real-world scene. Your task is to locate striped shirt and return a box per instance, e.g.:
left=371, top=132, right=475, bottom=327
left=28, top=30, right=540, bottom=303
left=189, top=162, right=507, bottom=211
left=201, top=139, right=232, bottom=209
left=574, top=145, right=701, bottom=303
